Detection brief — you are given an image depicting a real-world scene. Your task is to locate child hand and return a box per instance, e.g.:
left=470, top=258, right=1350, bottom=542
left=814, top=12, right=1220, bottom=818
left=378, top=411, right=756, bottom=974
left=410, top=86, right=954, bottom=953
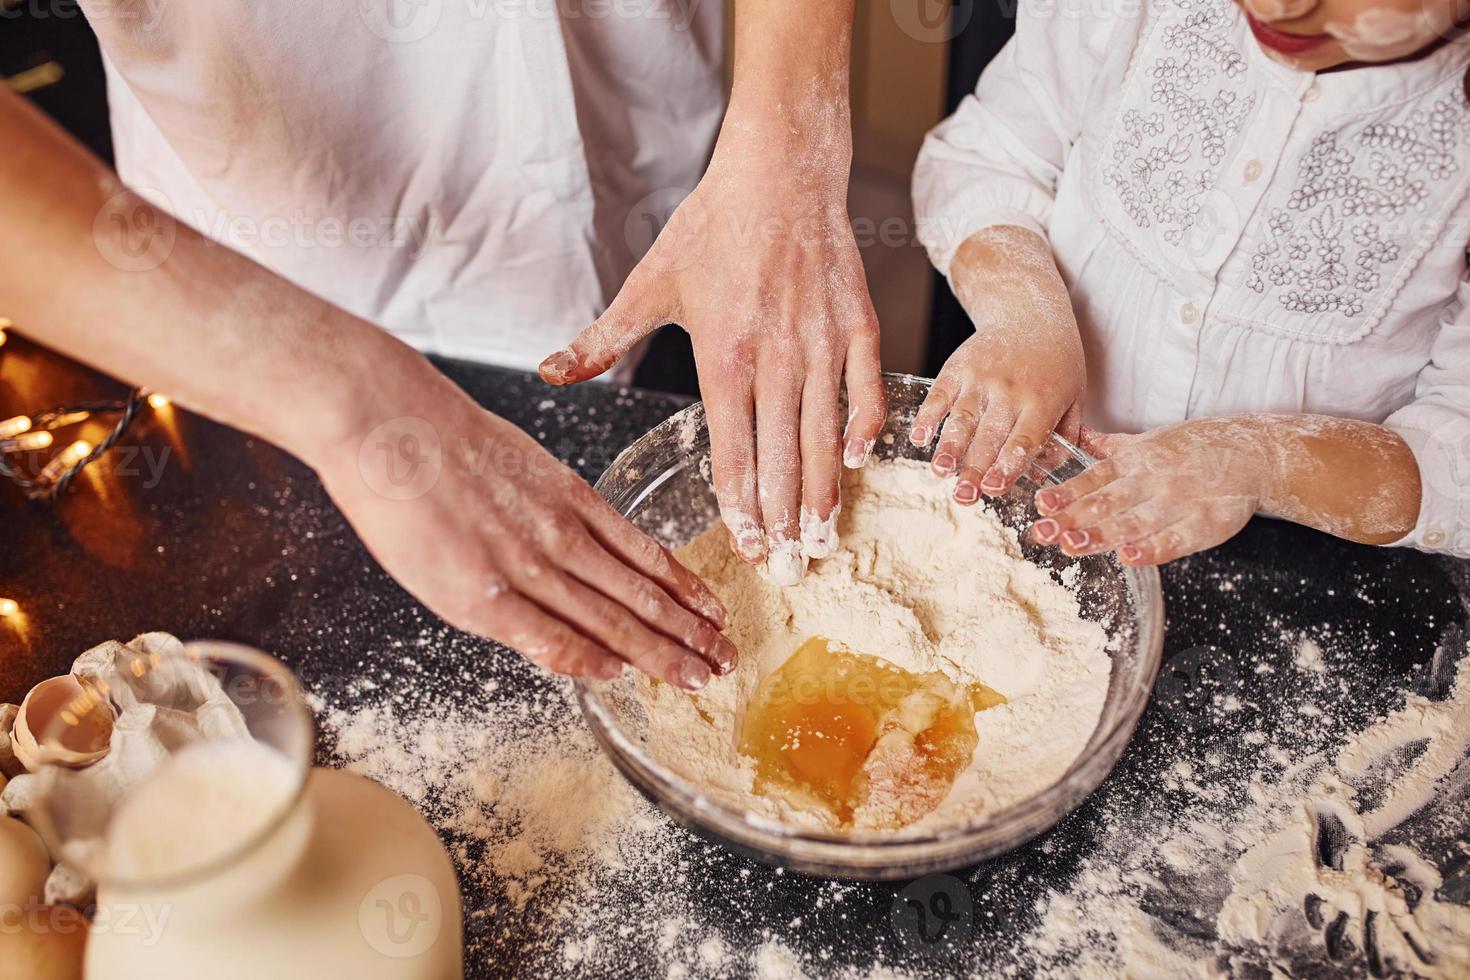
left=909, top=226, right=1085, bottom=504
left=1030, top=420, right=1272, bottom=565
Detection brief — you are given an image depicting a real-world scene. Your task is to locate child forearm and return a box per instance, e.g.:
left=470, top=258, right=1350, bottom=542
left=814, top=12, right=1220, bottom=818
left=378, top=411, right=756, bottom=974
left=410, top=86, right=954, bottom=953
left=1251, top=415, right=1421, bottom=546
left=910, top=225, right=1087, bottom=500
left=1032, top=413, right=1423, bottom=565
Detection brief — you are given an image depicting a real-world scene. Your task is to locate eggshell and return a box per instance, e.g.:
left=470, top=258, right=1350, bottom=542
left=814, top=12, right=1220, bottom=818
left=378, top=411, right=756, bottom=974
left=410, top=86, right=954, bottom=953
left=12, top=677, right=114, bottom=772
left=0, top=815, right=50, bottom=908
left=0, top=704, right=19, bottom=778
left=0, top=904, right=87, bottom=980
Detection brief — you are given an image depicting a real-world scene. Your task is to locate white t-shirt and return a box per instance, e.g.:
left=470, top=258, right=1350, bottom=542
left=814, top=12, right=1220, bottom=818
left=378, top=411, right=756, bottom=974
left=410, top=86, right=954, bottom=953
left=82, top=0, right=726, bottom=374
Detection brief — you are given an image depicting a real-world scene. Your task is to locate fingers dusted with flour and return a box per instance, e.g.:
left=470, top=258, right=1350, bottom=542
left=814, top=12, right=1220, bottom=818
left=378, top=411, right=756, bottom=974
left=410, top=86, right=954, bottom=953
left=1030, top=415, right=1422, bottom=566
left=0, top=86, right=732, bottom=689
left=755, top=361, right=807, bottom=585
left=800, top=364, right=845, bottom=561
left=841, top=317, right=887, bottom=470
left=538, top=283, right=664, bottom=386
left=910, top=226, right=1087, bottom=501
left=575, top=480, right=730, bottom=632
left=320, top=397, right=733, bottom=688
left=538, top=0, right=881, bottom=585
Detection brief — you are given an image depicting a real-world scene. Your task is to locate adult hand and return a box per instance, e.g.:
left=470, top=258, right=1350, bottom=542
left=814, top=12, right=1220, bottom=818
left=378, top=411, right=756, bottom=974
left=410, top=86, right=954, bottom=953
left=909, top=226, right=1085, bottom=504
left=0, top=81, right=736, bottom=686
left=317, top=377, right=734, bottom=688
left=1029, top=420, right=1270, bottom=566
left=538, top=112, right=886, bottom=586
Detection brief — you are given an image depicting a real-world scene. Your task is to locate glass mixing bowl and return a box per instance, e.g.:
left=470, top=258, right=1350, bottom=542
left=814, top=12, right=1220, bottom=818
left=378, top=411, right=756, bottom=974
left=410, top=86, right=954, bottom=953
left=575, top=373, right=1163, bottom=880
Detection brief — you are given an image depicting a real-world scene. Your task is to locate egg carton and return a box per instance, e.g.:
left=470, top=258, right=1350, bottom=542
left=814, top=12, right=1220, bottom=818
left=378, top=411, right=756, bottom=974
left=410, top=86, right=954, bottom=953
left=1, top=632, right=252, bottom=906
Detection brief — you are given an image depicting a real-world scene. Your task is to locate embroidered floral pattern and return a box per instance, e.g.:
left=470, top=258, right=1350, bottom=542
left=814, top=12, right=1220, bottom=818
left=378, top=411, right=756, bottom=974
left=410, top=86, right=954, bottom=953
left=1104, top=0, right=1256, bottom=246
left=1248, top=96, right=1470, bottom=318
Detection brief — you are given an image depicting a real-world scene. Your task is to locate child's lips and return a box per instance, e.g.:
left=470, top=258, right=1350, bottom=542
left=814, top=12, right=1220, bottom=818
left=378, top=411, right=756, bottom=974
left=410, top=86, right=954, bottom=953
left=1245, top=12, right=1333, bottom=55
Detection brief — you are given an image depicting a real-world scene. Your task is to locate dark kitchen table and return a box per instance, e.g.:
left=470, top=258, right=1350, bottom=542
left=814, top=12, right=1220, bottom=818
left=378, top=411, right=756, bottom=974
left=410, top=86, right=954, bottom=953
left=4, top=351, right=1467, bottom=978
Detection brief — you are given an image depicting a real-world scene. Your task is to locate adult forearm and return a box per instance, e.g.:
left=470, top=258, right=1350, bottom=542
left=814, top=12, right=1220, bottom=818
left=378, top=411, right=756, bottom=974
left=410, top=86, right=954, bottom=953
left=724, top=0, right=855, bottom=167
left=0, top=86, right=429, bottom=465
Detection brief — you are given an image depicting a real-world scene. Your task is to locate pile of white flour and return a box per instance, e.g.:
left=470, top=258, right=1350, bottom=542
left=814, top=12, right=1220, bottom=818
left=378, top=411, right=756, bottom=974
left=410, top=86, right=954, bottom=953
left=636, top=459, right=1113, bottom=833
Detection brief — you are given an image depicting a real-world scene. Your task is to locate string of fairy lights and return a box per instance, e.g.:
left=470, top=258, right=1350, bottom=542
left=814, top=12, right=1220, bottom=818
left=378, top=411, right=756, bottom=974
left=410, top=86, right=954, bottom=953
left=0, top=318, right=171, bottom=622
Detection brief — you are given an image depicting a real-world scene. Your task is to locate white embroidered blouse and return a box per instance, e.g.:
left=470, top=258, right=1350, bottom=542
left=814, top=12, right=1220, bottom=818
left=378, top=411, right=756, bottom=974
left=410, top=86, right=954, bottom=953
left=913, top=0, right=1470, bottom=557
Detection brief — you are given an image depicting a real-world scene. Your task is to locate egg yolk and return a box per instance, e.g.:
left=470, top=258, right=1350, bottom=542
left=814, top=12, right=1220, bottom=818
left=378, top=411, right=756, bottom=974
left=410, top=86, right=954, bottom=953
left=739, top=637, right=1006, bottom=828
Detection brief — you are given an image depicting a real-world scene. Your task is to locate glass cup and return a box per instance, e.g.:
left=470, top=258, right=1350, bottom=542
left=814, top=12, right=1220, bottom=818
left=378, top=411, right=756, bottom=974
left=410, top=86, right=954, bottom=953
left=26, top=640, right=314, bottom=895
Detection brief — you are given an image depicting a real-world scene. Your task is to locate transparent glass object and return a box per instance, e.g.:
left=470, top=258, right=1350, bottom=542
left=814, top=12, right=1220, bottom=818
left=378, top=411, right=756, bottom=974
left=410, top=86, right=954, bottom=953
left=576, top=373, right=1165, bottom=880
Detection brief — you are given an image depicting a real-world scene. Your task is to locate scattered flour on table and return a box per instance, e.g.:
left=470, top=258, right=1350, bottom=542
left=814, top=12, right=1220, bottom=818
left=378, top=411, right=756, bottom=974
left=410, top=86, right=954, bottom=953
left=310, top=625, right=1470, bottom=977
left=313, top=678, right=920, bottom=978
left=1020, top=635, right=1470, bottom=978
left=303, top=482, right=1470, bottom=977
left=638, top=459, right=1113, bottom=832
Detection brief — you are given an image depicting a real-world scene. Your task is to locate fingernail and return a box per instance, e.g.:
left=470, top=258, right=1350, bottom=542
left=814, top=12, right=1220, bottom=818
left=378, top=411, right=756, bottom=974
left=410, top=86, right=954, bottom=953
left=932, top=452, right=956, bottom=475
left=910, top=425, right=933, bottom=447
left=1120, top=544, right=1143, bottom=563
left=1035, top=489, right=1061, bottom=514
left=800, top=504, right=840, bottom=560
left=980, top=470, right=1007, bottom=496
left=764, top=537, right=807, bottom=586
left=1062, top=528, right=1091, bottom=550
left=595, top=659, right=623, bottom=681
left=1033, top=518, right=1060, bottom=543
left=954, top=480, right=979, bottom=505
left=677, top=656, right=710, bottom=691
left=723, top=510, right=766, bottom=562
left=711, top=636, right=738, bottom=674
left=843, top=437, right=871, bottom=469
left=539, top=349, right=577, bottom=383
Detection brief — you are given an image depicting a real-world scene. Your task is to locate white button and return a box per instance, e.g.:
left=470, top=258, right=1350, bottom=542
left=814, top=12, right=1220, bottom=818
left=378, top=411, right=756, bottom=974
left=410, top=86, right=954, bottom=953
left=1303, top=83, right=1321, bottom=103
left=1425, top=528, right=1446, bottom=547
left=1180, top=303, right=1199, bottom=324
left=1243, top=159, right=1263, bottom=183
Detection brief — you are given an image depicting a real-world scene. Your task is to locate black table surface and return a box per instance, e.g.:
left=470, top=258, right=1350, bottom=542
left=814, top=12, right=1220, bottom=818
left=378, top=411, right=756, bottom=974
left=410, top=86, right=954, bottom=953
left=4, top=355, right=1467, bottom=978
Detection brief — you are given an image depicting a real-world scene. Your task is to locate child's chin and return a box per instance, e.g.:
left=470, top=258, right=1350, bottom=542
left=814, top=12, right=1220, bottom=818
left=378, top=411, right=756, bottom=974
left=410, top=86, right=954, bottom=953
left=1254, top=41, right=1338, bottom=72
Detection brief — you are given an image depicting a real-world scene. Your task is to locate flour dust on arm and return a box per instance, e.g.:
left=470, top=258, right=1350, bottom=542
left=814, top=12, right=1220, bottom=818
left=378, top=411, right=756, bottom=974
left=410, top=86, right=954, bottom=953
left=539, top=0, right=885, bottom=587
left=1033, top=414, right=1422, bottom=566
left=911, top=225, right=1087, bottom=507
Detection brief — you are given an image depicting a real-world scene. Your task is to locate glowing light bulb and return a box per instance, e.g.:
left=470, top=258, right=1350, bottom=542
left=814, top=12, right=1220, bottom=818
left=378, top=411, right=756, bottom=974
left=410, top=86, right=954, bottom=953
left=46, top=410, right=91, bottom=428
left=0, top=598, right=18, bottom=618
left=147, top=392, right=170, bottom=410
left=39, top=439, right=93, bottom=483
left=3, top=430, right=54, bottom=452
left=0, top=415, right=31, bottom=440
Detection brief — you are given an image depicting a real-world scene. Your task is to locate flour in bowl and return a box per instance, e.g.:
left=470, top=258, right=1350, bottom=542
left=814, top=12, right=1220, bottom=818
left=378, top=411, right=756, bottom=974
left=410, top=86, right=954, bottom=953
left=636, top=459, right=1113, bottom=833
